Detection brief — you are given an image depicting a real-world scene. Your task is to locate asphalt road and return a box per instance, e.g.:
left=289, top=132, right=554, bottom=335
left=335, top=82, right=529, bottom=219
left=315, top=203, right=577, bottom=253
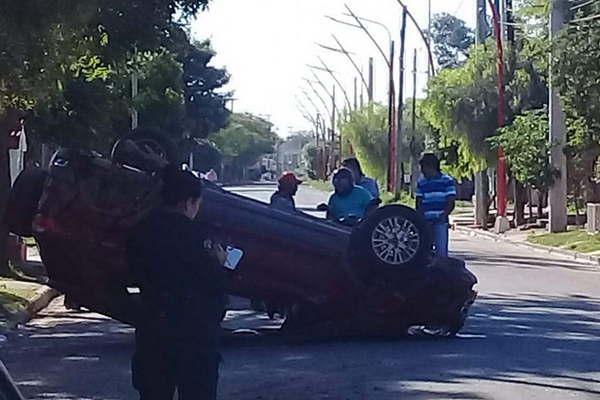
left=3, top=184, right=600, bottom=399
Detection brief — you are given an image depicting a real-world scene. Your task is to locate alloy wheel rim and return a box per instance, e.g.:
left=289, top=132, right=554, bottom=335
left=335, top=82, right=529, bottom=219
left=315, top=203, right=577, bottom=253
left=371, top=216, right=420, bottom=265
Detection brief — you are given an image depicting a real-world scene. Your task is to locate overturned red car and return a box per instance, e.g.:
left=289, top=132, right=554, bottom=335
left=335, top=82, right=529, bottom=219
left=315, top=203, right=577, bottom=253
left=7, top=139, right=477, bottom=337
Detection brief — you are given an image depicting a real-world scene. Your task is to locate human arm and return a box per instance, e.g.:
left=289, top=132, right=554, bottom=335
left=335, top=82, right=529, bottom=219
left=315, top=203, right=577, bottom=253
left=326, top=194, right=337, bottom=220
left=415, top=179, right=424, bottom=212
left=370, top=178, right=380, bottom=199
left=442, top=178, right=457, bottom=219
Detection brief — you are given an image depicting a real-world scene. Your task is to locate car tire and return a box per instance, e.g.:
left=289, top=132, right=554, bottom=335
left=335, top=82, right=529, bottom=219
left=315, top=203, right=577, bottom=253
left=6, top=168, right=48, bottom=237
left=350, top=205, right=431, bottom=274
left=111, top=128, right=179, bottom=171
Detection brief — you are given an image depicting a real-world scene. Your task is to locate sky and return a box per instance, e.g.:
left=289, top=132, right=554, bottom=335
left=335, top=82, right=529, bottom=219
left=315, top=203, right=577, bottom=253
left=192, top=0, right=475, bottom=136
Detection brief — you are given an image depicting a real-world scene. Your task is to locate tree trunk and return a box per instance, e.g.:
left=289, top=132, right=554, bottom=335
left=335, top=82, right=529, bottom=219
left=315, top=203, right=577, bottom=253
left=475, top=170, right=490, bottom=229
left=527, top=187, right=534, bottom=223
left=537, top=190, right=546, bottom=220
left=410, top=155, right=419, bottom=196
left=514, top=181, right=527, bottom=227
left=0, top=109, right=21, bottom=276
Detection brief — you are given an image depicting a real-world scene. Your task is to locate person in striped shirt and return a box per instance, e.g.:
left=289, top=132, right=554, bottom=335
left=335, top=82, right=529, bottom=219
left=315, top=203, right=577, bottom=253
left=415, top=153, right=456, bottom=257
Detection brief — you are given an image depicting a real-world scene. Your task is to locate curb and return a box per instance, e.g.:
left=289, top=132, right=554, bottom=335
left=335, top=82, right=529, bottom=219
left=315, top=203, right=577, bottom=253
left=454, top=225, right=600, bottom=265
left=13, top=286, right=60, bottom=326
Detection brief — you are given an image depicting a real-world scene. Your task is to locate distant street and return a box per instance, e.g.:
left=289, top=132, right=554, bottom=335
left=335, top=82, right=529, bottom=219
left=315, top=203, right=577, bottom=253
left=2, top=184, right=600, bottom=399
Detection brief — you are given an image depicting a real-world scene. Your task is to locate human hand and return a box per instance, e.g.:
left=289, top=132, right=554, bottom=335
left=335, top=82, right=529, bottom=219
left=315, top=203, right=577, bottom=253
left=213, top=243, right=227, bottom=266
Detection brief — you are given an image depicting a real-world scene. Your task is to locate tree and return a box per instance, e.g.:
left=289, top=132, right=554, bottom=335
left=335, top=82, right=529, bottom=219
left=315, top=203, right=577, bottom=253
left=211, top=113, right=278, bottom=181
left=0, top=0, right=214, bottom=275
left=401, top=99, right=433, bottom=192
left=302, top=142, right=318, bottom=179
left=488, top=109, right=558, bottom=219
left=182, top=41, right=231, bottom=139
left=339, top=104, right=389, bottom=184
left=429, top=13, right=475, bottom=69
left=554, top=9, right=600, bottom=203
left=423, top=44, right=499, bottom=179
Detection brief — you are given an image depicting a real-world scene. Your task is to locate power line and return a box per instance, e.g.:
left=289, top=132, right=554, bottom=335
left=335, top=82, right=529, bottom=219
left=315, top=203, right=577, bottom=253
left=570, top=0, right=600, bottom=11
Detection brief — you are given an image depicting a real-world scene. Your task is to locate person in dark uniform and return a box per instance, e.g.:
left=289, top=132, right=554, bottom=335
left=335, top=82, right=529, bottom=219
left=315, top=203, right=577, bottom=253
left=127, top=166, right=227, bottom=400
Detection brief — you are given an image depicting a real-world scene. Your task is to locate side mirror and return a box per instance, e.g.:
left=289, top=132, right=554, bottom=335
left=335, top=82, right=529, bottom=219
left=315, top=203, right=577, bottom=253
left=316, top=203, right=329, bottom=212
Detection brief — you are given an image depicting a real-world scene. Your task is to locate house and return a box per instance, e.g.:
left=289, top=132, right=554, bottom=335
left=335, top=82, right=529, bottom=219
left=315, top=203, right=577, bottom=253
left=276, top=133, right=311, bottom=173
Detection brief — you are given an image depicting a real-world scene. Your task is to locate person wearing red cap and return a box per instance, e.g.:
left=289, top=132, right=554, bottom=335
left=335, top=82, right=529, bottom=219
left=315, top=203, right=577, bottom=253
left=270, top=172, right=302, bottom=211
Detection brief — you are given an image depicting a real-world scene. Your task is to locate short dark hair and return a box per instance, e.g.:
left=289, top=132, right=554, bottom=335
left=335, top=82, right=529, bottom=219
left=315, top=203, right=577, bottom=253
left=341, top=157, right=364, bottom=177
left=333, top=167, right=355, bottom=185
left=419, top=153, right=441, bottom=172
left=161, top=164, right=203, bottom=206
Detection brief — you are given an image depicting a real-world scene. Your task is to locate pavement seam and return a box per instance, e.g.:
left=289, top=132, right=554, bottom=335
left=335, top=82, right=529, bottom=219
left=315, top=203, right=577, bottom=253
left=454, top=225, right=600, bottom=266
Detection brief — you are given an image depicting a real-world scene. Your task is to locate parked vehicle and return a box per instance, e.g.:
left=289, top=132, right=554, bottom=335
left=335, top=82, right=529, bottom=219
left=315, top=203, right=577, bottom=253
left=6, top=137, right=477, bottom=337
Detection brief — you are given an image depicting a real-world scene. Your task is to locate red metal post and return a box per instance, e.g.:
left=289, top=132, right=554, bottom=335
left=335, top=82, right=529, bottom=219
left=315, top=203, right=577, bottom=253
left=487, top=0, right=508, bottom=217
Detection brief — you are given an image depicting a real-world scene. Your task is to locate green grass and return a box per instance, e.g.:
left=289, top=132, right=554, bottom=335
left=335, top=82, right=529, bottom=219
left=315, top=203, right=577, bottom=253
left=305, top=179, right=332, bottom=193
left=0, top=279, right=38, bottom=316
left=456, top=200, right=473, bottom=209
left=381, top=191, right=416, bottom=208
left=528, top=230, right=600, bottom=253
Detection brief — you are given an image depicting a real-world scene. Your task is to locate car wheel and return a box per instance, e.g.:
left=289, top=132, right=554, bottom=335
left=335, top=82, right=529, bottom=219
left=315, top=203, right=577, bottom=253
left=351, top=205, right=431, bottom=272
left=111, top=128, right=179, bottom=171
left=6, top=168, right=48, bottom=237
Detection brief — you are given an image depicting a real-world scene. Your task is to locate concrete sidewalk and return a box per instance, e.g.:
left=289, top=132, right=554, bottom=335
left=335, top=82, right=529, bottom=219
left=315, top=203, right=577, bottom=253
left=450, top=210, right=600, bottom=266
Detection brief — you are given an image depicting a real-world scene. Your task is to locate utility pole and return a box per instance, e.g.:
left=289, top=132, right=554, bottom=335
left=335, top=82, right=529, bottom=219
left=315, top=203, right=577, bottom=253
left=331, top=85, right=337, bottom=172
left=549, top=0, right=568, bottom=232
left=387, top=41, right=397, bottom=193
left=396, top=7, right=408, bottom=194
left=360, top=66, right=365, bottom=107
left=353, top=77, right=358, bottom=110
left=410, top=48, right=419, bottom=194
left=475, top=0, right=490, bottom=229
left=368, top=57, right=374, bottom=103
left=487, top=0, right=510, bottom=233
left=428, top=0, right=432, bottom=79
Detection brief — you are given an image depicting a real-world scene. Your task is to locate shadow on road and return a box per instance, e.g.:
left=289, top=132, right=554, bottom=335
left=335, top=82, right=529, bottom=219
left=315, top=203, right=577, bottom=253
left=218, top=294, right=600, bottom=399
left=2, top=294, right=600, bottom=399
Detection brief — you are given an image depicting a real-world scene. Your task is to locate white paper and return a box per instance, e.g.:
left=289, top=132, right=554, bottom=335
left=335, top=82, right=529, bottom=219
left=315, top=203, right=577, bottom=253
left=224, top=247, right=243, bottom=270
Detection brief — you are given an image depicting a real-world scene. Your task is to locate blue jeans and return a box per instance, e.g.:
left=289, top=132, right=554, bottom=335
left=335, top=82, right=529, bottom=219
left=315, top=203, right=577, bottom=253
left=431, top=223, right=449, bottom=257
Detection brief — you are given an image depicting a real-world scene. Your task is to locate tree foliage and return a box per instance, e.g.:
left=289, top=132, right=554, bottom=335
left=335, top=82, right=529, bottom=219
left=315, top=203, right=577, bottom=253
left=488, top=109, right=557, bottom=191
left=429, top=13, right=475, bottom=69
left=422, top=44, right=499, bottom=178
left=339, top=104, right=389, bottom=184
left=211, top=113, right=278, bottom=176
left=0, top=0, right=221, bottom=274
left=1, top=1, right=229, bottom=156
left=552, top=1, right=600, bottom=202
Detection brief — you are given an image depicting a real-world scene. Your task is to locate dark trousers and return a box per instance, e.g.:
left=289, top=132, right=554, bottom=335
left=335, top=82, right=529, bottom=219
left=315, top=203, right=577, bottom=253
left=132, top=329, right=220, bottom=400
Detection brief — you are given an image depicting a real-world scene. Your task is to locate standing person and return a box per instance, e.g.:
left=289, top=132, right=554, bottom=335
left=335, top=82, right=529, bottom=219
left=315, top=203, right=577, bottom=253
left=415, top=153, right=456, bottom=257
left=342, top=157, right=380, bottom=199
left=327, top=168, right=374, bottom=222
left=127, top=165, right=227, bottom=400
left=270, top=172, right=302, bottom=211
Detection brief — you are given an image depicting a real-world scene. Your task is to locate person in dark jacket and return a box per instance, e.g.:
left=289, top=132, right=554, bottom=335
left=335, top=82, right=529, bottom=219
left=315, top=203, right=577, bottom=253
left=127, top=165, right=227, bottom=400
